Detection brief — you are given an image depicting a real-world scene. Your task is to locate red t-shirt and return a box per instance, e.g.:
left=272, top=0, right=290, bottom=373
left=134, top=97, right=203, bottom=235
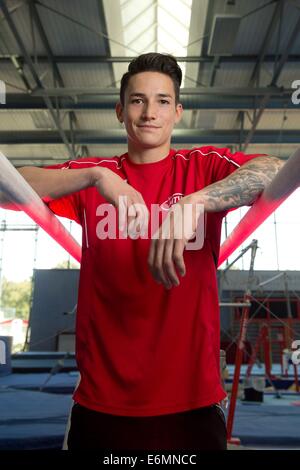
left=45, top=145, right=263, bottom=416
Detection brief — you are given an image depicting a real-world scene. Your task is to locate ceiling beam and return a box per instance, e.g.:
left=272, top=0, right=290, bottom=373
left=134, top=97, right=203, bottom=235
left=1, top=54, right=300, bottom=64
left=28, top=86, right=291, bottom=97
left=29, top=0, right=80, bottom=158
left=1, top=130, right=300, bottom=145
left=3, top=92, right=296, bottom=110
left=249, top=0, right=283, bottom=86
left=0, top=0, right=75, bottom=160
left=243, top=10, right=300, bottom=150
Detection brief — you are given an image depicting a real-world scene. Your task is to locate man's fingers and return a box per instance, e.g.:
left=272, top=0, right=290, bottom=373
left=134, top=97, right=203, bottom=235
left=127, top=200, right=137, bottom=237
left=136, top=200, right=149, bottom=235
left=135, top=193, right=149, bottom=235
left=149, top=238, right=172, bottom=289
left=147, top=238, right=156, bottom=270
left=119, top=189, right=148, bottom=234
left=118, top=195, right=128, bottom=232
left=163, top=239, right=180, bottom=286
left=148, top=207, right=187, bottom=288
left=152, top=238, right=165, bottom=283
left=172, top=239, right=186, bottom=277
left=127, top=198, right=149, bottom=238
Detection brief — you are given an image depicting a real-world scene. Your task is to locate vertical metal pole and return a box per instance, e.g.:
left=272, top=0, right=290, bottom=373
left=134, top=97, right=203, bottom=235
left=262, top=324, right=272, bottom=379
left=226, top=293, right=251, bottom=443
left=23, top=224, right=39, bottom=352
left=226, top=241, right=257, bottom=443
left=284, top=272, right=293, bottom=350
left=273, top=213, right=280, bottom=270
left=0, top=214, right=6, bottom=313
left=293, top=364, right=300, bottom=393
left=246, top=326, right=263, bottom=378
left=67, top=221, right=72, bottom=269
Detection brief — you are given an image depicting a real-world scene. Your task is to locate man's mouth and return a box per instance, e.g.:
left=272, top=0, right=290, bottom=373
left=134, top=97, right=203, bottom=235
left=137, top=125, right=160, bottom=129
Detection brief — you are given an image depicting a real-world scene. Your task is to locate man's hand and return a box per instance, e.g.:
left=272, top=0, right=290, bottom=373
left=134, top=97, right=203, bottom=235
left=147, top=195, right=202, bottom=289
left=147, top=155, right=284, bottom=288
left=93, top=167, right=149, bottom=237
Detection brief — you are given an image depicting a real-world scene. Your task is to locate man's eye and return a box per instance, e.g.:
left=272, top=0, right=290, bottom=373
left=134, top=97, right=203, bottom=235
left=131, top=99, right=143, bottom=104
left=160, top=100, right=170, bottom=104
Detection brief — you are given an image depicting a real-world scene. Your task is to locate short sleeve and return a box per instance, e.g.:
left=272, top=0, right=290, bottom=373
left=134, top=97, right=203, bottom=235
left=199, top=146, right=267, bottom=184
left=192, top=147, right=268, bottom=264
left=42, top=161, right=82, bottom=224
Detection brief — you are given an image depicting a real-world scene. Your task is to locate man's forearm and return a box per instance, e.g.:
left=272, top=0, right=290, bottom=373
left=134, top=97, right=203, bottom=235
left=0, top=165, right=106, bottom=208
left=190, top=156, right=284, bottom=212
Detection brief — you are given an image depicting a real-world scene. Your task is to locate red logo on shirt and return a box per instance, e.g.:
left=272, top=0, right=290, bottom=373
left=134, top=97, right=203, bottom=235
left=160, top=192, right=184, bottom=211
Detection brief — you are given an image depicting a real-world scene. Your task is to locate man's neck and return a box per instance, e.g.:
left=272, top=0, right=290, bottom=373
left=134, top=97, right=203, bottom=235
left=127, top=142, right=171, bottom=164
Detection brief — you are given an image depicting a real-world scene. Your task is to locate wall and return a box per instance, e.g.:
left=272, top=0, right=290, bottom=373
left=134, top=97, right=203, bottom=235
left=29, top=269, right=79, bottom=351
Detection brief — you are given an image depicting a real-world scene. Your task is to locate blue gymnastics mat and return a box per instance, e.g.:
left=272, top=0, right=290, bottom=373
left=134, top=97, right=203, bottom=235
left=0, top=373, right=299, bottom=449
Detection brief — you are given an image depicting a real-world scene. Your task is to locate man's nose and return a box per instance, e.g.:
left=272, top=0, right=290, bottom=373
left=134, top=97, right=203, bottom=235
left=142, top=102, right=157, bottom=120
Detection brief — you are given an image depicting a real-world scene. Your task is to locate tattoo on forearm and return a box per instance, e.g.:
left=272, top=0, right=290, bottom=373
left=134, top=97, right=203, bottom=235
left=199, top=157, right=284, bottom=212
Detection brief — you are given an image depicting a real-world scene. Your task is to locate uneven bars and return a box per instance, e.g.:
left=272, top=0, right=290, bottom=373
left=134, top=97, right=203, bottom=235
left=0, top=151, right=82, bottom=263
left=218, top=149, right=300, bottom=267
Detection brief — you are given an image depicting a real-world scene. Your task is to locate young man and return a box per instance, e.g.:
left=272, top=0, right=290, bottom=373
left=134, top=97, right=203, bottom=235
left=1, top=53, right=284, bottom=450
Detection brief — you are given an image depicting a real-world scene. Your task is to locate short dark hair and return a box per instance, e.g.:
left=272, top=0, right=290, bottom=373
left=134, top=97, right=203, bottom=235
left=120, top=52, right=182, bottom=106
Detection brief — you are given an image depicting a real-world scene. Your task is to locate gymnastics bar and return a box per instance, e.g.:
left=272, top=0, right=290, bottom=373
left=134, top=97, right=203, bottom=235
left=0, top=151, right=82, bottom=263
left=218, top=149, right=300, bottom=267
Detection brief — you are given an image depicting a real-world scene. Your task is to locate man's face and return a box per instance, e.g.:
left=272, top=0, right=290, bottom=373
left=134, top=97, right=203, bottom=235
left=116, top=71, right=183, bottom=150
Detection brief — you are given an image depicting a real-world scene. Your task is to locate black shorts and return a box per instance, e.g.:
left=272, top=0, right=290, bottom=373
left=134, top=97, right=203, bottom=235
left=67, top=402, right=227, bottom=451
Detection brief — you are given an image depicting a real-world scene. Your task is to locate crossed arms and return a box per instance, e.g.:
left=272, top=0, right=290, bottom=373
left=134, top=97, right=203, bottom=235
left=0, top=155, right=284, bottom=289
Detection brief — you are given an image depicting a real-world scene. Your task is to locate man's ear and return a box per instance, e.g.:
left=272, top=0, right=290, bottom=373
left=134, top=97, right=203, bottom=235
left=115, top=102, right=124, bottom=123
left=175, top=103, right=183, bottom=125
